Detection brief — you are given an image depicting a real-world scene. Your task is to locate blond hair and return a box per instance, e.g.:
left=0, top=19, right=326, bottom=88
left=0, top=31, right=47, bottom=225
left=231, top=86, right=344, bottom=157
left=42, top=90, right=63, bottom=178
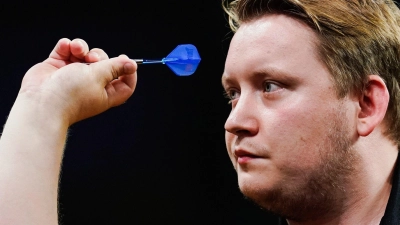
left=223, top=0, right=400, bottom=146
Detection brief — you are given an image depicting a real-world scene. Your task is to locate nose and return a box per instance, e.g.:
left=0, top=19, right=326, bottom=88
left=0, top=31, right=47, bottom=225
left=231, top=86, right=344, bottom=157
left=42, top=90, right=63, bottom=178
left=224, top=95, right=259, bottom=136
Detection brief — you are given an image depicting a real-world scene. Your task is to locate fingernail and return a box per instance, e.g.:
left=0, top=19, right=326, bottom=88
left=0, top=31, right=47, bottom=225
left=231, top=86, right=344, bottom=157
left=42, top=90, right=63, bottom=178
left=124, top=62, right=135, bottom=74
left=90, top=51, right=99, bottom=59
left=77, top=39, right=84, bottom=47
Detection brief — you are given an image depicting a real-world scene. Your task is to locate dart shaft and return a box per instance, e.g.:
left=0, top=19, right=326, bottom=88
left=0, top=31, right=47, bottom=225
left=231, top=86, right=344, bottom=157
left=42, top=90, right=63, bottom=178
left=133, top=59, right=166, bottom=64
left=133, top=59, right=143, bottom=64
left=85, top=59, right=150, bottom=65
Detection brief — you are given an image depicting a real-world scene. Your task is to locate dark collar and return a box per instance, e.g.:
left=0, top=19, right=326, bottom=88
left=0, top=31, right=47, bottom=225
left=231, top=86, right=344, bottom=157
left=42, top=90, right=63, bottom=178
left=380, top=156, right=400, bottom=224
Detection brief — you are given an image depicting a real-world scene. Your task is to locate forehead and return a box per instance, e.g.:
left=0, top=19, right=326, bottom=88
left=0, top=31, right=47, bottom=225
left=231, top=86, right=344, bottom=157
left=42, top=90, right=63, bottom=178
left=222, top=14, right=322, bottom=85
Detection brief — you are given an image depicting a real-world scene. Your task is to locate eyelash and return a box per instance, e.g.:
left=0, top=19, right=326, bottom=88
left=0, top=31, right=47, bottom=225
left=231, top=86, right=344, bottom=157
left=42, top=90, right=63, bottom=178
left=223, top=81, right=281, bottom=104
left=223, top=89, right=239, bottom=104
left=263, top=81, right=281, bottom=93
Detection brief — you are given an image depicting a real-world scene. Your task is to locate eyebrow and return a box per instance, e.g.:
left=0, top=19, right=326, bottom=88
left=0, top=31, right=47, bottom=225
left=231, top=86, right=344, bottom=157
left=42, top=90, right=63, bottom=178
left=222, top=67, right=296, bottom=89
left=221, top=73, right=232, bottom=89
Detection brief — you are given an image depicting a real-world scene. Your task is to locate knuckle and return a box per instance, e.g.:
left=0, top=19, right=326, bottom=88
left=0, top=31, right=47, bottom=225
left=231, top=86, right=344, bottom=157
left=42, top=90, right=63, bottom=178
left=111, top=65, right=120, bottom=80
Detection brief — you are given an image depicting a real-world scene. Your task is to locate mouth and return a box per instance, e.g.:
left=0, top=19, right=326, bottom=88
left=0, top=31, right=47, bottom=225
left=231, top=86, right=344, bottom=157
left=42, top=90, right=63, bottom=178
left=234, top=149, right=260, bottom=164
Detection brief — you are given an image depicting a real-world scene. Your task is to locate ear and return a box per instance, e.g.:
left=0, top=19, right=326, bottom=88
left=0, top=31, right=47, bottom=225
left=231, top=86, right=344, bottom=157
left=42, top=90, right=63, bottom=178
left=357, top=75, right=390, bottom=136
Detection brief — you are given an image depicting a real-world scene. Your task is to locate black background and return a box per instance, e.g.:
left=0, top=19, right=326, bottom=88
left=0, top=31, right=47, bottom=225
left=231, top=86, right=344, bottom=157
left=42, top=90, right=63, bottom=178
left=3, top=1, right=397, bottom=225
left=0, top=1, right=278, bottom=224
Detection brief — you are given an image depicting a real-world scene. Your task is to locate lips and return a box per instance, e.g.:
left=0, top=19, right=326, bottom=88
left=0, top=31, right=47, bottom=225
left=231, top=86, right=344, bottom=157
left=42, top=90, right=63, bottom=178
left=234, top=149, right=259, bottom=164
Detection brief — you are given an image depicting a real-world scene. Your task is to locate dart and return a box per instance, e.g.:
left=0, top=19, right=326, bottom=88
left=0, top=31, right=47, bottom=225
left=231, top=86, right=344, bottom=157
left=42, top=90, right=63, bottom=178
left=133, top=44, right=201, bottom=76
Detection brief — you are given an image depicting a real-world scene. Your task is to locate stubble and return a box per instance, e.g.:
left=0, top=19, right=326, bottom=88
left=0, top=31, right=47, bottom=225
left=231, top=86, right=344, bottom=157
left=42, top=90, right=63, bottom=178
left=243, top=107, right=360, bottom=222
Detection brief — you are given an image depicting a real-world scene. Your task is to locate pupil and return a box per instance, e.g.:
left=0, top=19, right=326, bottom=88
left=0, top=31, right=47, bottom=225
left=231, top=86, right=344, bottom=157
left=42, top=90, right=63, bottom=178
left=265, top=83, right=271, bottom=92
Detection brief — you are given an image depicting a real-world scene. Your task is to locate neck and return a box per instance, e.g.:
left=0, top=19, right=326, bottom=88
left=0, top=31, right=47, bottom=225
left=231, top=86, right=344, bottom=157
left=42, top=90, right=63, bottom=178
left=287, top=136, right=398, bottom=225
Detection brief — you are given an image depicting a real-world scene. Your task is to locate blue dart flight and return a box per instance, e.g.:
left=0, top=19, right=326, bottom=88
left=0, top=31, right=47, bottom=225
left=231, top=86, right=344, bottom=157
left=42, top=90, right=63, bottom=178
left=133, top=44, right=201, bottom=76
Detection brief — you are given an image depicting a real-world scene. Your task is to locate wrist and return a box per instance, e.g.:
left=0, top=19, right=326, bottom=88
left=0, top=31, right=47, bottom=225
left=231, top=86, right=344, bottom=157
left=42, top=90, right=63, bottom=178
left=14, top=90, right=71, bottom=129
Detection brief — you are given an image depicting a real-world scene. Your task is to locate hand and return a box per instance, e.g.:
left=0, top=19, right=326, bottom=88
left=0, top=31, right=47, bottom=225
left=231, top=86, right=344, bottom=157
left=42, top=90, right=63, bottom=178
left=19, top=38, right=137, bottom=125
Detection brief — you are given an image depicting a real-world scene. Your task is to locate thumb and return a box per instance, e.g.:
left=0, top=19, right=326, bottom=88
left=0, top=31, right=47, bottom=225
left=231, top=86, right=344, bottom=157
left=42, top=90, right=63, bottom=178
left=89, top=55, right=137, bottom=87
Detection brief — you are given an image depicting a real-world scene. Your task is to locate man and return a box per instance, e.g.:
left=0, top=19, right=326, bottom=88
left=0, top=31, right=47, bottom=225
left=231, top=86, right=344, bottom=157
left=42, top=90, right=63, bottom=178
left=0, top=1, right=399, bottom=225
left=222, top=0, right=400, bottom=224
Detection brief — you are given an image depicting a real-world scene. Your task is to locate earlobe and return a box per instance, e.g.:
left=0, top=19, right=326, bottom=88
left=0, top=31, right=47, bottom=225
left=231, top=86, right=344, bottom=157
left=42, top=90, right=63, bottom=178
left=357, top=75, right=390, bottom=137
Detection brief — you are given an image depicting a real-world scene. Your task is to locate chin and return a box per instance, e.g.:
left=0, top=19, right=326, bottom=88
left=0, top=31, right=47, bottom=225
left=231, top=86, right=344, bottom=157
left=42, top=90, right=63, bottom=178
left=237, top=174, right=295, bottom=218
left=238, top=179, right=281, bottom=216
left=236, top=158, right=355, bottom=221
left=237, top=172, right=276, bottom=203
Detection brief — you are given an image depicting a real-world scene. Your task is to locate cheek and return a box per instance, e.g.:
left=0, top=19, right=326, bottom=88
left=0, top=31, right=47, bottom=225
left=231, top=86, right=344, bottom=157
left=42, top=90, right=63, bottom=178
left=264, top=101, right=335, bottom=168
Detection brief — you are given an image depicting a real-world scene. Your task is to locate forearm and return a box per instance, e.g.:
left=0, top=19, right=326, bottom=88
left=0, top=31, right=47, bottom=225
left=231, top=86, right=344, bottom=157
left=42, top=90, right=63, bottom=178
left=0, top=94, right=69, bottom=225
left=0, top=38, right=137, bottom=225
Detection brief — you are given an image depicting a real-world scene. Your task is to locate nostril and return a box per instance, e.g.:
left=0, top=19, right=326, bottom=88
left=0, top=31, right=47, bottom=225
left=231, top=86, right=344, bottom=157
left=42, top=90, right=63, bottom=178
left=234, top=129, right=253, bottom=137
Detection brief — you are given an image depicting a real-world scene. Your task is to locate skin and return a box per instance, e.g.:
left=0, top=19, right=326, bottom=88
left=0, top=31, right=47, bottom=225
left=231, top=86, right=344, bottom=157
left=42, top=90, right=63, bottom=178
left=222, top=14, right=398, bottom=224
left=0, top=38, right=137, bottom=225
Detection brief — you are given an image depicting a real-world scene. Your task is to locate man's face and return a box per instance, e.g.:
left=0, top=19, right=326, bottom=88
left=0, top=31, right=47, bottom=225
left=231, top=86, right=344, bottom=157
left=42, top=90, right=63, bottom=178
left=222, top=14, right=359, bottom=220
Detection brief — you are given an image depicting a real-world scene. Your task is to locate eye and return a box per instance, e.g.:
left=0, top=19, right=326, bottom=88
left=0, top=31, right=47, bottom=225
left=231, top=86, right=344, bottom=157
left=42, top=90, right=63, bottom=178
left=264, top=82, right=281, bottom=93
left=223, top=89, right=240, bottom=104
